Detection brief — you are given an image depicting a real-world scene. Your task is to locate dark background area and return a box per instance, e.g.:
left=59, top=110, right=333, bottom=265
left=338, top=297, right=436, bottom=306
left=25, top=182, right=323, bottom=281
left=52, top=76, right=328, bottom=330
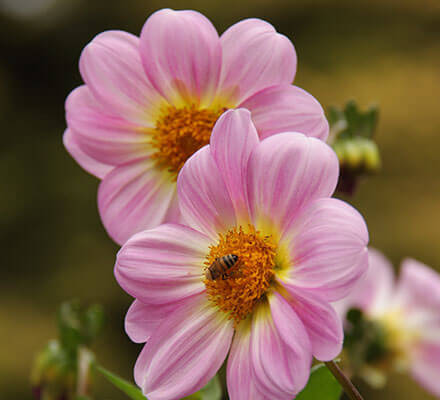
left=1, top=0, right=439, bottom=399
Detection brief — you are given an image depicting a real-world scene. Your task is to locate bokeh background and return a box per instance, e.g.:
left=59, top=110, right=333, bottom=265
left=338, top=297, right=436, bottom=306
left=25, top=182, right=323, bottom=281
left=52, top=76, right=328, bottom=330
left=1, top=0, right=439, bottom=399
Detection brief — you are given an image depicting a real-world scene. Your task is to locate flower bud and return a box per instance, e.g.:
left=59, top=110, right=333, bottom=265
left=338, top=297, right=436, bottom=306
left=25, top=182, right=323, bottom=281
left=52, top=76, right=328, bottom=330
left=337, top=137, right=381, bottom=173
left=361, top=139, right=381, bottom=173
left=344, top=139, right=363, bottom=169
left=30, top=340, right=75, bottom=400
left=31, top=301, right=103, bottom=399
left=327, top=101, right=381, bottom=195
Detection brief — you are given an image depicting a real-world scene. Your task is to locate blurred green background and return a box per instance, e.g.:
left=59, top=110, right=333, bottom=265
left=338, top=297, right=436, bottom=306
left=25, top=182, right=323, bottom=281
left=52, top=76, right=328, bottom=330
left=1, top=0, right=439, bottom=399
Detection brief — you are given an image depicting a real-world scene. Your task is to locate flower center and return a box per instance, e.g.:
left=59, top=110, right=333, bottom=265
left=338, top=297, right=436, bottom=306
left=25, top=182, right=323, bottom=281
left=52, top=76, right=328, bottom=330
left=379, top=310, right=416, bottom=369
left=204, top=225, right=276, bottom=325
left=150, top=105, right=227, bottom=177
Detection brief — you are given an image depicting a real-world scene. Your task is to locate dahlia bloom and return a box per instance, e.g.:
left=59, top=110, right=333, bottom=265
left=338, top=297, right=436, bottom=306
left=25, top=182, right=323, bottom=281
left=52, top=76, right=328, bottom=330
left=336, top=248, right=440, bottom=396
left=115, top=109, right=368, bottom=400
left=64, top=8, right=329, bottom=245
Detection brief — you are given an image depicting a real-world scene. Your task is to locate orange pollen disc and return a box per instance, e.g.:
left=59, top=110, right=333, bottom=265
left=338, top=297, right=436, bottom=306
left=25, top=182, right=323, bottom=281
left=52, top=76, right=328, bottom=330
left=150, top=104, right=227, bottom=178
left=204, top=225, right=276, bottom=325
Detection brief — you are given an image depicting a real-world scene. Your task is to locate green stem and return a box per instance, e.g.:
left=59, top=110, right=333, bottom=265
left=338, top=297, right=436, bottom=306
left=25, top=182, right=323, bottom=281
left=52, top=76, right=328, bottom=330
left=325, top=361, right=363, bottom=400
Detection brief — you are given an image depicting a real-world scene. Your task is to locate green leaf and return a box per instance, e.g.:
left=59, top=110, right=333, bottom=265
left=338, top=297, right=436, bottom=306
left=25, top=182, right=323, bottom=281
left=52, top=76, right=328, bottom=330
left=96, top=365, right=146, bottom=400
left=57, top=300, right=106, bottom=355
left=327, top=100, right=379, bottom=143
left=58, top=300, right=83, bottom=354
left=344, top=100, right=359, bottom=133
left=83, top=304, right=105, bottom=344
left=182, top=375, right=222, bottom=400
left=362, top=107, right=379, bottom=139
left=199, top=374, right=221, bottom=399
left=327, top=106, right=343, bottom=126
left=296, top=364, right=342, bottom=400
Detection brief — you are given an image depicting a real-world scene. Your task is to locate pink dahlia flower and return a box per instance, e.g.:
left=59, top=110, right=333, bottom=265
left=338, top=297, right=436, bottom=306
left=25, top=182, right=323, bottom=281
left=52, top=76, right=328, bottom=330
left=64, top=8, right=329, bottom=245
left=336, top=248, right=440, bottom=396
left=115, top=109, right=368, bottom=400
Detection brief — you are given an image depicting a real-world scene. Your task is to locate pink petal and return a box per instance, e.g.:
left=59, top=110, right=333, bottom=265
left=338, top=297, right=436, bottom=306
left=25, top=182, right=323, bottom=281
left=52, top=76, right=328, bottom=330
left=162, top=190, right=181, bottom=224
left=227, top=323, right=267, bottom=400
left=411, top=343, right=440, bottom=397
left=135, top=294, right=234, bottom=400
left=282, top=285, right=343, bottom=361
left=226, top=298, right=313, bottom=400
left=98, top=159, right=178, bottom=245
left=284, top=198, right=369, bottom=301
left=394, top=259, right=440, bottom=341
left=362, top=248, right=395, bottom=313
left=334, top=248, right=394, bottom=317
left=177, top=146, right=236, bottom=239
left=66, top=85, right=150, bottom=166
left=79, top=30, right=163, bottom=125
left=219, top=19, right=297, bottom=104
left=63, top=129, right=112, bottom=179
left=240, top=84, right=329, bottom=141
left=268, top=293, right=313, bottom=393
left=210, top=109, right=259, bottom=218
left=395, top=258, right=440, bottom=311
left=115, top=224, right=209, bottom=304
left=246, top=133, right=339, bottom=235
left=140, top=9, right=221, bottom=106
left=125, top=299, right=181, bottom=343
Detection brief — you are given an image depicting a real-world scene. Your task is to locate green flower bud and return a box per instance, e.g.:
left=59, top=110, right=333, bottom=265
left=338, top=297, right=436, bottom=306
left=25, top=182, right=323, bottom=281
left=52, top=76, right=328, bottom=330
left=344, top=139, right=364, bottom=169
left=31, top=342, right=95, bottom=400
left=31, top=301, right=103, bottom=400
left=334, top=137, right=381, bottom=175
left=31, top=340, right=75, bottom=400
left=327, top=100, right=381, bottom=195
left=361, top=139, right=381, bottom=173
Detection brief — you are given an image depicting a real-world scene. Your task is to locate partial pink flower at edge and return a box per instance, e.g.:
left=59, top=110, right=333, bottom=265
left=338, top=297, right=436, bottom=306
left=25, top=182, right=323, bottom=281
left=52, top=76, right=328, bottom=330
left=64, top=8, right=329, bottom=245
left=334, top=248, right=440, bottom=397
left=115, top=109, right=369, bottom=400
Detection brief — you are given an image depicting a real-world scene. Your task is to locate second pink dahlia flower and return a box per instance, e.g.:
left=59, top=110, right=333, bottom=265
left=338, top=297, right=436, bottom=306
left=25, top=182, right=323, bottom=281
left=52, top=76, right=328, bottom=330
left=336, top=248, right=440, bottom=397
left=115, top=109, right=368, bottom=400
left=64, top=8, right=329, bottom=244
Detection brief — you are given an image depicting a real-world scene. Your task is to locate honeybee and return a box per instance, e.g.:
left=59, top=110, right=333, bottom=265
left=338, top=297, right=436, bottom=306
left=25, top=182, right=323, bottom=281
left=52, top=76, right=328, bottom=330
left=205, top=254, right=239, bottom=281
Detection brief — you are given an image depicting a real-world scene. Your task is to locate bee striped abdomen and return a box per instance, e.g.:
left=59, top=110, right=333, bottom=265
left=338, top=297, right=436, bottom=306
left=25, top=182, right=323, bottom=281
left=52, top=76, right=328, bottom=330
left=205, top=254, right=239, bottom=281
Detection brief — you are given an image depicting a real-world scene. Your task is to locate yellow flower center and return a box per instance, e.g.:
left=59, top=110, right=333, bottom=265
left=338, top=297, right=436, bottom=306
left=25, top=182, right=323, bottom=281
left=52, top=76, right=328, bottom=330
left=380, top=310, right=417, bottom=370
left=150, top=104, right=227, bottom=177
left=204, top=225, right=276, bottom=325
left=359, top=310, right=418, bottom=387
